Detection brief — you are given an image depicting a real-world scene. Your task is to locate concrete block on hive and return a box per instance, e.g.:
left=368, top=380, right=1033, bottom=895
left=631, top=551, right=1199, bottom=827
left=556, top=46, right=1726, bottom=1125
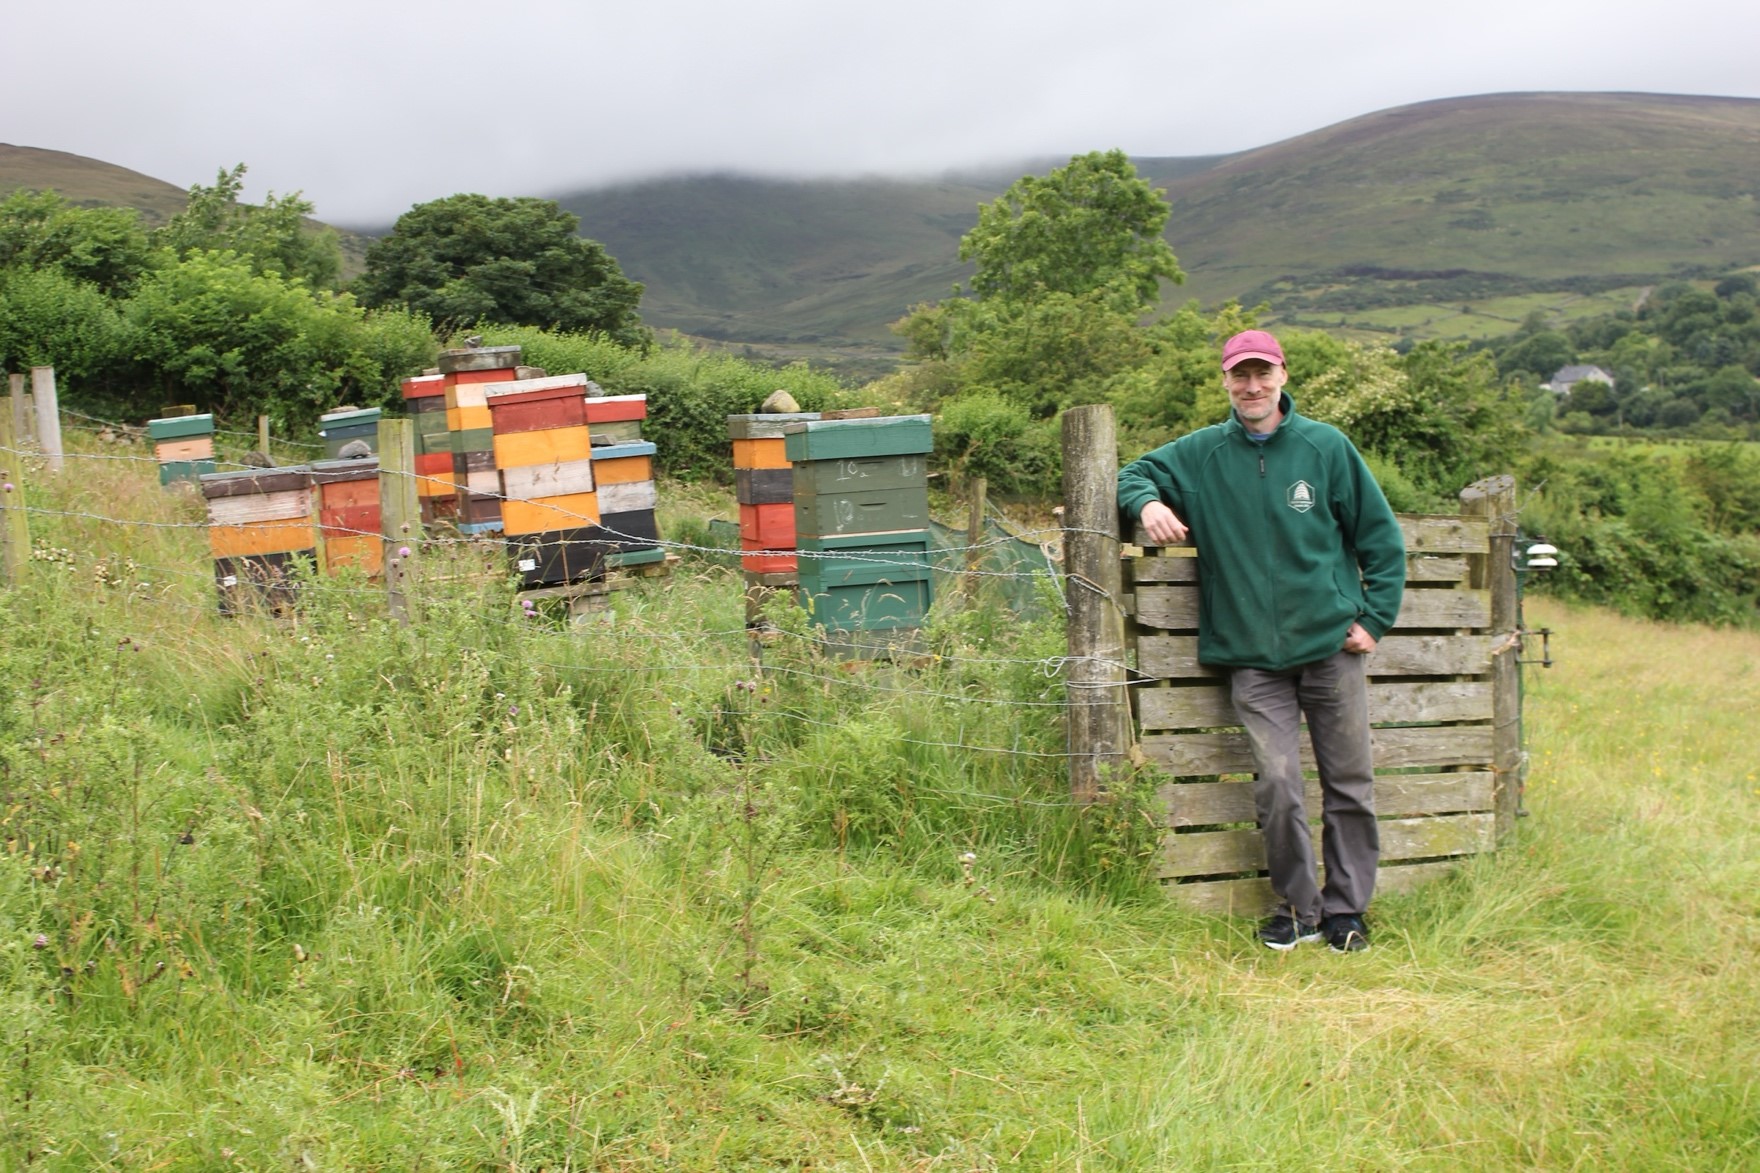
left=437, top=346, right=522, bottom=374
left=727, top=412, right=819, bottom=441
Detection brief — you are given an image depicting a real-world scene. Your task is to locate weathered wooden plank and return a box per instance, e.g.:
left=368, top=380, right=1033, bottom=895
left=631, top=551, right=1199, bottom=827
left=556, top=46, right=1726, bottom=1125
left=1134, top=583, right=1199, bottom=630
left=1156, top=772, right=1495, bottom=827
left=1129, top=514, right=1487, bottom=555
left=500, top=458, right=596, bottom=501
left=1130, top=554, right=1200, bottom=583
left=1462, top=474, right=1523, bottom=842
left=1160, top=813, right=1495, bottom=878
left=207, top=489, right=311, bottom=526
left=1165, top=859, right=1467, bottom=916
left=1134, top=584, right=1488, bottom=637
left=1397, top=587, right=1489, bottom=629
left=1136, top=633, right=1493, bottom=681
left=1400, top=515, right=1489, bottom=555
left=1141, top=724, right=1494, bottom=776
left=1135, top=679, right=1493, bottom=731
left=1131, top=552, right=1467, bottom=586
left=1408, top=556, right=1469, bottom=584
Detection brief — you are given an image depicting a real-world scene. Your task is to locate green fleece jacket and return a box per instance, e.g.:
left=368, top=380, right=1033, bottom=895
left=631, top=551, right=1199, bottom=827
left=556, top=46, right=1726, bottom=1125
left=1117, top=393, right=1406, bottom=671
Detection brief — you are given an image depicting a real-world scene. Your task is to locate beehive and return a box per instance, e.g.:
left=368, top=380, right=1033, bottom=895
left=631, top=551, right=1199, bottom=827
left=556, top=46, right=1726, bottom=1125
left=200, top=466, right=318, bottom=612
left=728, top=412, right=819, bottom=574
left=484, top=373, right=607, bottom=588
left=147, top=413, right=216, bottom=486
left=441, top=346, right=522, bottom=534
left=782, top=415, right=933, bottom=649
left=317, top=407, right=382, bottom=460
left=402, top=373, right=455, bottom=522
left=310, top=457, right=382, bottom=576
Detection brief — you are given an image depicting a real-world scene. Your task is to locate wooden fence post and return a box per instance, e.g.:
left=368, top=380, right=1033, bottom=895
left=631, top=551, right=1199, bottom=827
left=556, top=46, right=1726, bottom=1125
left=30, top=367, right=62, bottom=474
left=1461, top=475, right=1521, bottom=840
left=257, top=414, right=272, bottom=459
left=8, top=375, right=29, bottom=443
left=1061, top=405, right=1131, bottom=803
left=378, top=418, right=419, bottom=624
left=963, top=475, right=986, bottom=593
left=1, top=396, right=31, bottom=585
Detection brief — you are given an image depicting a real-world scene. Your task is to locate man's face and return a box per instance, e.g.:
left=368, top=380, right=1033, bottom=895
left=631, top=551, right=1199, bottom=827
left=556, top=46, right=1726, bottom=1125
left=1224, top=359, right=1287, bottom=427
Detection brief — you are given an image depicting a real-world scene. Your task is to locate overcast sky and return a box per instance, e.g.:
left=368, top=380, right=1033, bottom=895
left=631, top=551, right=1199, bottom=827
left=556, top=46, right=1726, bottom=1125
left=9, top=0, right=1759, bottom=226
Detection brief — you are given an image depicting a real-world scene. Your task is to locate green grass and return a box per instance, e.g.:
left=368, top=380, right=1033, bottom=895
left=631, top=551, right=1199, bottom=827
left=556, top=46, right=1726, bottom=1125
left=2, top=432, right=1757, bottom=1169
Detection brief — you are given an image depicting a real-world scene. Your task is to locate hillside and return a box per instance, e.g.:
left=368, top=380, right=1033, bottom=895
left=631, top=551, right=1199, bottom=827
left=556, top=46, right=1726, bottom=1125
left=1158, top=92, right=1760, bottom=315
left=0, top=142, right=189, bottom=223
left=11, top=92, right=1760, bottom=362
left=0, top=143, right=371, bottom=276
left=559, top=92, right=1760, bottom=355
left=555, top=157, right=1228, bottom=357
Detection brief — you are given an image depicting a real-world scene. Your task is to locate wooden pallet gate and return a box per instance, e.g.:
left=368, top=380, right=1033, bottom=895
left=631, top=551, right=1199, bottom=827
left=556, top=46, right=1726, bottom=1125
left=1062, top=405, right=1522, bottom=913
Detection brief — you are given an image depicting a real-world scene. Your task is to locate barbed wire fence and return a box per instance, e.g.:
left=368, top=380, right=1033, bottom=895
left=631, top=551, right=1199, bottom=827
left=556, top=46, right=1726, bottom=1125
left=0, top=406, right=1125, bottom=778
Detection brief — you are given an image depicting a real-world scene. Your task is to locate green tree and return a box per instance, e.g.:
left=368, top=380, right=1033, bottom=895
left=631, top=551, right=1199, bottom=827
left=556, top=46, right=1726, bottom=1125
left=0, top=189, right=155, bottom=294
left=127, top=250, right=425, bottom=427
left=959, top=149, right=1183, bottom=314
left=157, top=164, right=343, bottom=289
left=0, top=267, right=132, bottom=389
left=354, top=194, right=647, bottom=346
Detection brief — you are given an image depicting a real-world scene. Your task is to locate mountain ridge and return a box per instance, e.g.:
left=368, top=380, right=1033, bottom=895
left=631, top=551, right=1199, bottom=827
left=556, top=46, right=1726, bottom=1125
left=6, top=91, right=1759, bottom=364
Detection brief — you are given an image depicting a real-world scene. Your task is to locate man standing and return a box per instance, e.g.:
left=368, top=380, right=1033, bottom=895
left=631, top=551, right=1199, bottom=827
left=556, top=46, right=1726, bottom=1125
left=1117, top=329, right=1405, bottom=952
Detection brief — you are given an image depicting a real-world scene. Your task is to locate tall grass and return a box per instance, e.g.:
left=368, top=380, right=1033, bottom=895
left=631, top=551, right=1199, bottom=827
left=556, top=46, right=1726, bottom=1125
left=2, top=436, right=1756, bottom=1169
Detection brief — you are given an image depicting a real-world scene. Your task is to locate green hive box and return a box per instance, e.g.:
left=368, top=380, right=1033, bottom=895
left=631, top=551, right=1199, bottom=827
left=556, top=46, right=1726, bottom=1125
left=792, top=453, right=929, bottom=496
left=146, top=414, right=215, bottom=441
left=794, top=484, right=930, bottom=538
left=782, top=414, right=931, bottom=463
left=159, top=459, right=216, bottom=485
left=319, top=408, right=383, bottom=459
left=796, top=530, right=932, bottom=632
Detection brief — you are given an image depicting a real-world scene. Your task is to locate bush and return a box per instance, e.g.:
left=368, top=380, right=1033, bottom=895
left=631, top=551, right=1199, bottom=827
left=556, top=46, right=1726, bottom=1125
left=935, top=392, right=1061, bottom=496
left=473, top=327, right=851, bottom=480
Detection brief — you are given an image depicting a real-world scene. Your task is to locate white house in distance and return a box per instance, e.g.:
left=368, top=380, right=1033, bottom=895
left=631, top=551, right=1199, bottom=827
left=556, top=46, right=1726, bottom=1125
left=1544, top=364, right=1615, bottom=397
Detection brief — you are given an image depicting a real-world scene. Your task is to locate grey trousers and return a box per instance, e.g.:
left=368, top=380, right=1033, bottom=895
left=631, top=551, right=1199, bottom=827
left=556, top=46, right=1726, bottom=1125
left=1230, top=649, right=1378, bottom=922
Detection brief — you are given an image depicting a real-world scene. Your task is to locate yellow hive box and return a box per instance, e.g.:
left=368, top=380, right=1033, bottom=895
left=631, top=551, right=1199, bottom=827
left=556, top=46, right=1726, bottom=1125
left=500, top=491, right=602, bottom=537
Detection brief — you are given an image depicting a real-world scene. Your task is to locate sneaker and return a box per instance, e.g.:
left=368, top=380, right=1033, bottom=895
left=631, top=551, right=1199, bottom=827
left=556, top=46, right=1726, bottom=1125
left=1258, top=914, right=1323, bottom=951
left=1323, top=914, right=1370, bottom=953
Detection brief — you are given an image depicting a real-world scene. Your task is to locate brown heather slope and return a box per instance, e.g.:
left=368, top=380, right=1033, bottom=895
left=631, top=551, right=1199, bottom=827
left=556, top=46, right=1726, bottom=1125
left=0, top=142, right=190, bottom=223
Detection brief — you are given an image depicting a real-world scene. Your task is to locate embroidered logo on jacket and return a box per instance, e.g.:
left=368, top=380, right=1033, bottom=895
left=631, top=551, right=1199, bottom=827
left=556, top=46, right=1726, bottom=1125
left=1286, top=480, right=1316, bottom=512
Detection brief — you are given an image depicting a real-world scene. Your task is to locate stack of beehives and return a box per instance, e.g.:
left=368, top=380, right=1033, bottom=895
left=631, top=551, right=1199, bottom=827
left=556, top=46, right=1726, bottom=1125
left=400, top=373, right=453, bottom=523
left=484, top=372, right=602, bottom=587
left=728, top=412, right=819, bottom=575
left=147, top=413, right=216, bottom=486
left=442, top=346, right=523, bottom=535
left=200, top=465, right=318, bottom=612
left=482, top=374, right=664, bottom=587
left=781, top=414, right=933, bottom=653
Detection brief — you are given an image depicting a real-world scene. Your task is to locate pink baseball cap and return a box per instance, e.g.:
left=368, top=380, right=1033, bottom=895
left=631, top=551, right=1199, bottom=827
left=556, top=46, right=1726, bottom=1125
left=1221, top=329, right=1286, bottom=370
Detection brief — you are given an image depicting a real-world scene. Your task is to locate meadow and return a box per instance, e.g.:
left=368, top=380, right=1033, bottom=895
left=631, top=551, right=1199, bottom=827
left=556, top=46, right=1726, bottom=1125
left=2, top=432, right=1756, bottom=1170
